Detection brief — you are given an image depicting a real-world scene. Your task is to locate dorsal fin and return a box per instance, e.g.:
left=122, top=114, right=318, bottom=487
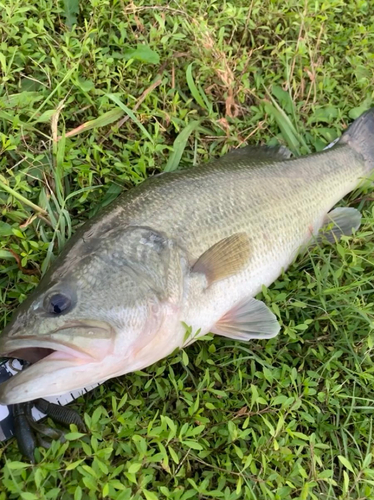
left=225, top=144, right=293, bottom=162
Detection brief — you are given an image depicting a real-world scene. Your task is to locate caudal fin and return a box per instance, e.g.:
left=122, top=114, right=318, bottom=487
left=339, top=108, right=374, bottom=172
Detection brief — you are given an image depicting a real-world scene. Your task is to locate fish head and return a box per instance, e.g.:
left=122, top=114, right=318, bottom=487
left=0, top=226, right=186, bottom=404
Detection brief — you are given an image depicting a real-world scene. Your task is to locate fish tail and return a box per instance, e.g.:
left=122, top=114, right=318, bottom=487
left=339, top=108, right=374, bottom=172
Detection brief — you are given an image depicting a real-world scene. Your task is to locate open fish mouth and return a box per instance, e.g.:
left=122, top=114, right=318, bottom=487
left=5, top=346, right=55, bottom=364
left=0, top=338, right=101, bottom=365
left=0, top=320, right=115, bottom=365
left=0, top=328, right=116, bottom=405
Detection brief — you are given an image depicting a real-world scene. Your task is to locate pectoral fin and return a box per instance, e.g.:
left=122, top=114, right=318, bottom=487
left=211, top=297, right=280, bottom=340
left=318, top=207, right=361, bottom=243
left=192, top=233, right=251, bottom=285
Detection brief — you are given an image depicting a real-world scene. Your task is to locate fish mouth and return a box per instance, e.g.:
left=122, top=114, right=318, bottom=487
left=0, top=320, right=115, bottom=364
left=3, top=341, right=95, bottom=365
left=0, top=324, right=116, bottom=404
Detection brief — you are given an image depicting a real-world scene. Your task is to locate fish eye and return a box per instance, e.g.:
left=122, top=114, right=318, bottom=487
left=45, top=293, right=71, bottom=314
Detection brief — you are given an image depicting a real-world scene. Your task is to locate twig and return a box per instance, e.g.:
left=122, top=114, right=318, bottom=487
left=116, top=76, right=162, bottom=130
left=7, top=249, right=40, bottom=276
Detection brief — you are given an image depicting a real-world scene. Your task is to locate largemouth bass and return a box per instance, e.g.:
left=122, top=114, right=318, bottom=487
left=0, top=109, right=373, bottom=405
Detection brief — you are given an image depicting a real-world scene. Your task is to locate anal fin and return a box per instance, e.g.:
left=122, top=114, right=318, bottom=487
left=211, top=297, right=280, bottom=341
left=318, top=207, right=361, bottom=244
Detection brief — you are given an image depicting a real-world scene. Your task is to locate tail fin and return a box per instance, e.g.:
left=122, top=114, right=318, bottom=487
left=339, top=108, right=374, bottom=172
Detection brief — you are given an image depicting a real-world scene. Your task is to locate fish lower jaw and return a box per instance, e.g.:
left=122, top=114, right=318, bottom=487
left=0, top=354, right=116, bottom=405
left=0, top=340, right=117, bottom=404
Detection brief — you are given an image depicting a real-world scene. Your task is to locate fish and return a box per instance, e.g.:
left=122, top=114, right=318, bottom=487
left=0, top=108, right=373, bottom=405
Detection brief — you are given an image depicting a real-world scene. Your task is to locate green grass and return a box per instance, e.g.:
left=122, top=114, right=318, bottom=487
left=1, top=0, right=374, bottom=498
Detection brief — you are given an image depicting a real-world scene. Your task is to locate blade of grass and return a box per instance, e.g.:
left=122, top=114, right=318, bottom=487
left=263, top=86, right=310, bottom=154
left=164, top=121, right=202, bottom=172
left=54, top=130, right=66, bottom=207
left=0, top=250, right=14, bottom=259
left=106, top=94, right=154, bottom=143
left=59, top=108, right=125, bottom=140
left=29, top=65, right=78, bottom=122
left=186, top=63, right=212, bottom=112
left=263, top=100, right=302, bottom=155
left=41, top=185, right=103, bottom=273
left=0, top=176, right=48, bottom=215
left=198, top=83, right=213, bottom=113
